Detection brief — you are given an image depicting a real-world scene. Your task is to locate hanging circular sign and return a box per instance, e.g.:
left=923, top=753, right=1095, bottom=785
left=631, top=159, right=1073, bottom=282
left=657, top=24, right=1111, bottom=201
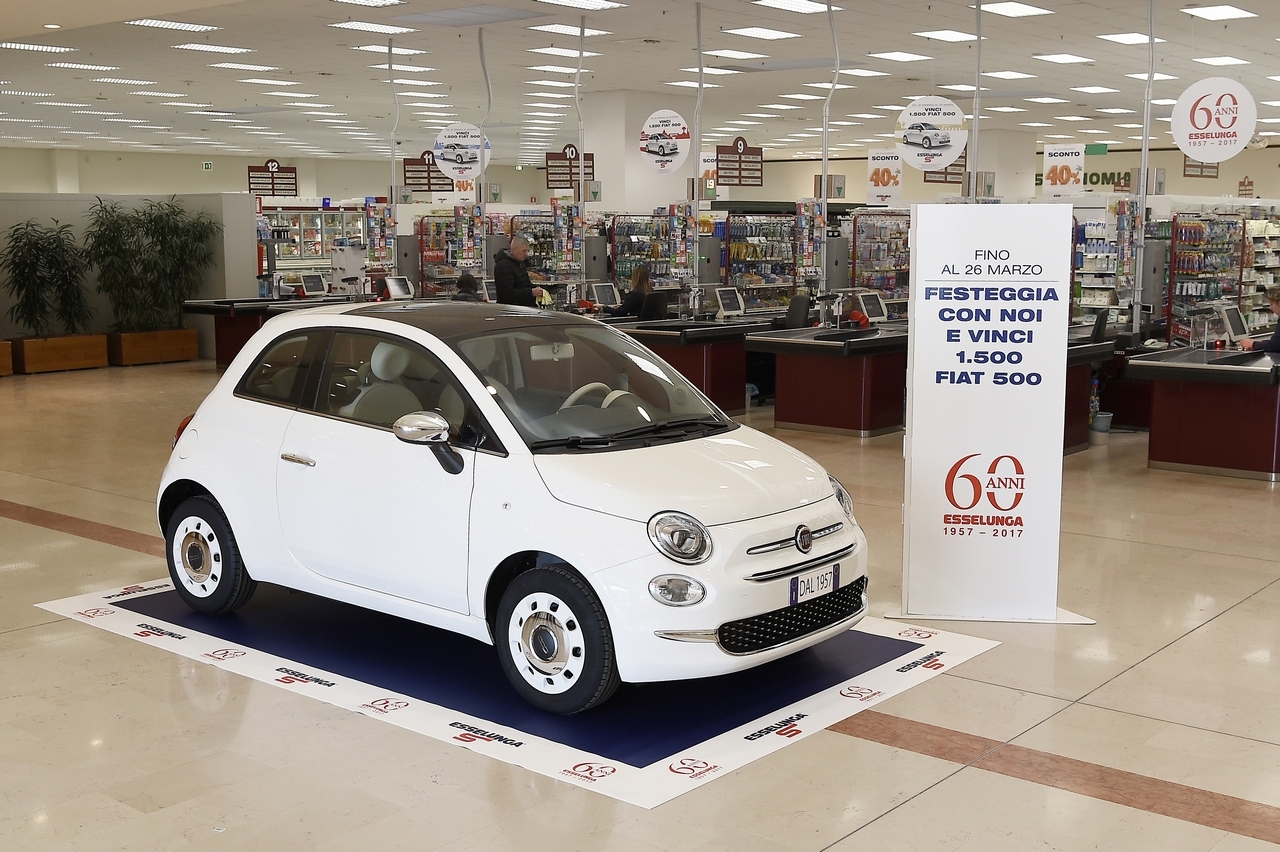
left=639, top=109, right=690, bottom=173
left=1171, top=77, right=1257, bottom=164
left=432, top=123, right=491, bottom=180
left=895, top=97, right=968, bottom=172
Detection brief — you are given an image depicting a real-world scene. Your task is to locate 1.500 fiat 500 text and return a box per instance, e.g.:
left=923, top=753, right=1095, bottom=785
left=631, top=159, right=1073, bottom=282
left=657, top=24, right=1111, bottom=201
left=158, top=303, right=869, bottom=713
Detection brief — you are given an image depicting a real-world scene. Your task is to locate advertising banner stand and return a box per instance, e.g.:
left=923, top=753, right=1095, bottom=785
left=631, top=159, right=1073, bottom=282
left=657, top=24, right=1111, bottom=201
left=888, top=203, right=1092, bottom=625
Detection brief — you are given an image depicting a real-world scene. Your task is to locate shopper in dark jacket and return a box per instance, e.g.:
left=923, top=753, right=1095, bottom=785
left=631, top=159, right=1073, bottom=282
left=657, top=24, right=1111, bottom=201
left=452, top=272, right=483, bottom=302
left=604, top=264, right=651, bottom=318
left=1241, top=286, right=1280, bottom=353
left=494, top=235, right=546, bottom=306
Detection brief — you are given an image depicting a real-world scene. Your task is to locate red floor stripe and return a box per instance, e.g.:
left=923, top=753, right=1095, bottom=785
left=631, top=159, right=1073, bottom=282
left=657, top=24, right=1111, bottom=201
left=0, top=498, right=165, bottom=558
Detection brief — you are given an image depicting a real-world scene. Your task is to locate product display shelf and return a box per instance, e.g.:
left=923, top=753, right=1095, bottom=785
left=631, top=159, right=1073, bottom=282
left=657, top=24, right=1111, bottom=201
left=510, top=199, right=582, bottom=282
left=263, top=209, right=367, bottom=277
left=1071, top=198, right=1139, bottom=324
left=851, top=210, right=910, bottom=303
left=1166, top=212, right=1245, bottom=344
left=416, top=207, right=484, bottom=287
left=365, top=203, right=393, bottom=267
left=611, top=215, right=670, bottom=283
left=795, top=199, right=825, bottom=283
left=666, top=201, right=699, bottom=286
left=724, top=213, right=797, bottom=311
left=1244, top=216, right=1280, bottom=331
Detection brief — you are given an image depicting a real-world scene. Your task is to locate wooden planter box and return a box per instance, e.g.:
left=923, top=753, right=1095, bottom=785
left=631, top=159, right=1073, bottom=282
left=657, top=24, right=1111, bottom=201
left=108, top=328, right=200, bottom=366
left=10, top=334, right=109, bottom=374
left=0, top=340, right=11, bottom=377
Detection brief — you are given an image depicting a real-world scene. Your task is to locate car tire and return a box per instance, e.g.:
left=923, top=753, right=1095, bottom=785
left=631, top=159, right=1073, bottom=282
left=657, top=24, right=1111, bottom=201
left=495, top=564, right=620, bottom=714
left=902, top=135, right=910, bottom=145
left=455, top=154, right=464, bottom=163
left=922, top=137, right=932, bottom=149
left=165, top=496, right=257, bottom=615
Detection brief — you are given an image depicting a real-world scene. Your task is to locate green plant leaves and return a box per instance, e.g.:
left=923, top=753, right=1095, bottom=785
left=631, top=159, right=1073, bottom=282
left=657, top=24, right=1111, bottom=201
left=0, top=219, right=92, bottom=337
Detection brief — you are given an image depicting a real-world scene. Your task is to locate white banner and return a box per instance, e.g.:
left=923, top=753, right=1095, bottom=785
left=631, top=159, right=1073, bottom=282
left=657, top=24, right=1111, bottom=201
left=1041, top=144, right=1086, bottom=197
left=903, top=204, right=1071, bottom=620
left=867, top=149, right=903, bottom=205
left=1171, top=77, right=1257, bottom=164
left=896, top=97, right=968, bottom=172
left=639, top=109, right=690, bottom=173
left=433, top=123, right=491, bottom=180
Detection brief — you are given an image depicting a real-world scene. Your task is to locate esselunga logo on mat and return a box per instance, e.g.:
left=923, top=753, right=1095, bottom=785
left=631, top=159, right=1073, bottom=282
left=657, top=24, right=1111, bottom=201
left=102, top=582, right=170, bottom=599
left=744, top=713, right=807, bottom=741
left=668, top=758, right=722, bottom=779
left=896, top=650, right=946, bottom=673
left=561, top=762, right=617, bottom=783
left=942, top=453, right=1026, bottom=530
left=449, top=721, right=523, bottom=747
left=134, top=623, right=186, bottom=640
left=274, top=667, right=336, bottom=687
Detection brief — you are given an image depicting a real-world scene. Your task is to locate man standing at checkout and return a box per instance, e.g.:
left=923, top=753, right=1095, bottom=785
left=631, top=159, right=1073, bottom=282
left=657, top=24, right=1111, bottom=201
left=1240, top=286, right=1280, bottom=353
left=494, top=234, right=547, bottom=306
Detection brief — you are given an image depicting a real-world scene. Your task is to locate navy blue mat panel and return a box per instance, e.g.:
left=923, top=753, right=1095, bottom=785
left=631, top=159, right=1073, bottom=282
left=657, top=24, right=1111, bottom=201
left=119, top=586, right=919, bottom=769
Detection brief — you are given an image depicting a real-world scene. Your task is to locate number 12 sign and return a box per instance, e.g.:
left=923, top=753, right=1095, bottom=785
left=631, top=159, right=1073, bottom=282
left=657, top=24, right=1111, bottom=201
left=1171, top=77, right=1257, bottom=164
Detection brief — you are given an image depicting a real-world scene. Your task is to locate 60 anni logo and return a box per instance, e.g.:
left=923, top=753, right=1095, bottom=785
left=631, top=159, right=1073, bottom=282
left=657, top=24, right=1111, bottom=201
left=944, top=453, right=1026, bottom=511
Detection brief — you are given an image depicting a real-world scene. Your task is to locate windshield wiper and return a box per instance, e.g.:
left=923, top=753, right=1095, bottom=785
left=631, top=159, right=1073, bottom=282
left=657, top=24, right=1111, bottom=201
left=609, top=417, right=730, bottom=440
left=528, top=435, right=616, bottom=451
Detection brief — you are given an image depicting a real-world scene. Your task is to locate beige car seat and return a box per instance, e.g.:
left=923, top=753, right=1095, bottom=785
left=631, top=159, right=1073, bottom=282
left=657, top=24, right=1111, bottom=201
left=337, top=341, right=422, bottom=425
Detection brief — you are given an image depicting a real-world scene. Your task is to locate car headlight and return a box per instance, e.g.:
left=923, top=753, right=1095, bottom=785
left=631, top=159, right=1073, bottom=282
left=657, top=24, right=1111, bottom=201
left=647, top=511, right=713, bottom=564
left=829, top=475, right=854, bottom=519
left=649, top=575, right=706, bottom=606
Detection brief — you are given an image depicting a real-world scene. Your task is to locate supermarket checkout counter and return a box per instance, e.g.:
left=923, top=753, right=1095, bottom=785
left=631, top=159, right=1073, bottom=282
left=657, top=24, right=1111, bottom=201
left=184, top=296, right=363, bottom=368
left=1064, top=340, right=1118, bottom=452
left=1125, top=346, right=1280, bottom=480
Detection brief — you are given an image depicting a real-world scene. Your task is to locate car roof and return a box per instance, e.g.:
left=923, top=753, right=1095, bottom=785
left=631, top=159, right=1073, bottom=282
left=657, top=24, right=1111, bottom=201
left=344, top=300, right=600, bottom=342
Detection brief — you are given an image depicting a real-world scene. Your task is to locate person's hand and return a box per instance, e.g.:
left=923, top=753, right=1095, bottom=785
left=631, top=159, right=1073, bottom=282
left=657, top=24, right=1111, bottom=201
left=533, top=287, right=546, bottom=299
left=1241, top=338, right=1255, bottom=350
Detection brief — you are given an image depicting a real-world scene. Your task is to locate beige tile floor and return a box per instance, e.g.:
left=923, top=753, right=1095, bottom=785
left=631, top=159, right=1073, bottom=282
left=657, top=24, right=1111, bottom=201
left=1, top=361, right=1278, bottom=850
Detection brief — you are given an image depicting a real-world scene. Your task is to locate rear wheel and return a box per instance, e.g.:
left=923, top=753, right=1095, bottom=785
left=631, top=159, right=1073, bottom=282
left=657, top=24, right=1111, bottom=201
left=165, top=496, right=257, bottom=615
left=495, top=565, right=620, bottom=714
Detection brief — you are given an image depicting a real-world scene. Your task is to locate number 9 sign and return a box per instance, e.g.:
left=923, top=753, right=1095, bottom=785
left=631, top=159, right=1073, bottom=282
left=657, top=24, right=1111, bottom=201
left=1171, top=76, right=1256, bottom=164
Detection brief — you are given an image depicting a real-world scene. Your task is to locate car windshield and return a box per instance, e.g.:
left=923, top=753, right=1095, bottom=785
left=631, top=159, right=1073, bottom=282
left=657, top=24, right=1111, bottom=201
left=920, top=123, right=939, bottom=130
left=448, top=322, right=734, bottom=451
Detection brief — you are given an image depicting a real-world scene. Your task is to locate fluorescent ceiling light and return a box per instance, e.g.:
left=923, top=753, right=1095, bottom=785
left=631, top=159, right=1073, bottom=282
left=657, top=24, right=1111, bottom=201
left=753, top=0, right=842, bottom=11
left=0, top=42, right=76, bottom=52
left=983, top=70, right=1035, bottom=80
left=1033, top=54, right=1092, bottom=64
left=1025, top=96, right=1068, bottom=103
left=239, top=78, right=300, bottom=85
left=972, top=2, right=1053, bottom=17
left=528, top=47, right=600, bottom=58
left=1126, top=72, right=1177, bottom=81
left=529, top=24, right=610, bottom=36
left=725, top=27, right=801, bottom=40
left=208, top=118, right=251, bottom=122
left=35, top=101, right=89, bottom=107
left=680, top=67, right=739, bottom=75
left=913, top=30, right=978, bottom=41
left=166, top=101, right=210, bottom=107
left=847, top=113, right=882, bottom=118
left=666, top=80, right=720, bottom=88
left=526, top=102, right=571, bottom=108
left=869, top=51, right=931, bottom=62
left=328, top=21, right=416, bottom=34
left=264, top=91, right=317, bottom=97
left=788, top=133, right=818, bottom=138
left=1020, top=122, right=1052, bottom=127
left=102, top=118, right=147, bottom=123
left=1193, top=56, right=1248, bottom=66
left=209, top=62, right=277, bottom=71
left=526, top=80, right=575, bottom=87
left=70, top=109, right=120, bottom=114
left=533, top=0, right=627, bottom=9
left=524, top=111, right=564, bottom=117
left=1256, top=117, right=1280, bottom=124
left=131, top=91, right=185, bottom=97
left=704, top=48, right=766, bottom=60
left=727, top=120, right=763, bottom=125
left=526, top=119, right=563, bottom=124
left=986, top=106, right=1026, bottom=112
left=780, top=93, right=824, bottom=100
left=126, top=19, right=218, bottom=31
left=742, top=113, right=778, bottom=118
left=527, top=92, right=574, bottom=98
left=526, top=65, right=585, bottom=74
left=872, top=104, right=905, bottom=109
left=1077, top=129, right=1107, bottom=134
left=1097, top=33, right=1164, bottom=44
left=352, top=45, right=425, bottom=56
left=938, top=84, right=988, bottom=92
left=1043, top=134, right=1073, bottom=139
left=284, top=102, right=332, bottom=107
left=94, top=78, right=155, bottom=85
left=315, top=119, right=356, bottom=123
left=368, top=63, right=437, bottom=72
left=59, top=130, right=97, bottom=134
left=1054, top=115, right=1092, bottom=122
left=1097, top=107, right=1135, bottom=114
left=1261, top=100, right=1280, bottom=107
left=331, top=0, right=405, bottom=5
left=46, top=62, right=118, bottom=71
left=1, top=90, right=54, bottom=96
left=386, top=79, right=441, bottom=86
left=189, top=110, right=235, bottom=116
left=1072, top=86, right=1119, bottom=94
left=1114, top=123, right=1144, bottom=128
left=840, top=68, right=888, bottom=78
left=804, top=82, right=853, bottom=90
left=1180, top=5, right=1256, bottom=20
left=760, top=103, right=803, bottom=109
left=172, top=43, right=255, bottom=53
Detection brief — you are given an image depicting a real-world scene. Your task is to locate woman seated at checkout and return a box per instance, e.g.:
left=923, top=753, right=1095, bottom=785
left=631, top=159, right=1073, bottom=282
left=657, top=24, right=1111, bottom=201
left=451, top=272, right=483, bottom=302
left=1240, top=286, right=1280, bottom=352
left=601, top=264, right=651, bottom=318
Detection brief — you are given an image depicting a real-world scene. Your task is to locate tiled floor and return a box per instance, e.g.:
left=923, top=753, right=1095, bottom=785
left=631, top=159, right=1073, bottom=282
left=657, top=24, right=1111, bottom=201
left=1, top=361, right=1277, bottom=850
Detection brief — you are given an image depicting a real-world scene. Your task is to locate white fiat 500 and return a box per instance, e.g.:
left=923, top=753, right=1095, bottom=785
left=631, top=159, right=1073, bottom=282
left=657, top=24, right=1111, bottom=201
left=159, top=303, right=869, bottom=713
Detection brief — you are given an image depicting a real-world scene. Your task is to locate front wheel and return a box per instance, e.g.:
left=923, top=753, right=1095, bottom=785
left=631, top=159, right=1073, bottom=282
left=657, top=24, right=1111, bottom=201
left=455, top=154, right=465, bottom=163
left=165, top=496, right=257, bottom=614
left=922, top=137, right=933, bottom=149
left=496, top=565, right=620, bottom=714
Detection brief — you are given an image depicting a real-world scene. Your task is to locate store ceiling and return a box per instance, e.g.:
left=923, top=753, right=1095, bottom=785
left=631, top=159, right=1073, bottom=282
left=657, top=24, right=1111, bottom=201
left=0, top=0, right=1277, bottom=166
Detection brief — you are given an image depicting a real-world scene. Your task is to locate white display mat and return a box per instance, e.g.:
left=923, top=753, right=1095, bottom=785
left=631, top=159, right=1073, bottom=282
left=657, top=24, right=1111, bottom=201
left=39, top=581, right=998, bottom=809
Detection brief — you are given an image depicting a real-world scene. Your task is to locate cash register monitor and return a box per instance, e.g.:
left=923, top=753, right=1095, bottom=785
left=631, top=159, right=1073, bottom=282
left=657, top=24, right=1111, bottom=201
left=383, top=276, right=413, bottom=300
left=1218, top=304, right=1248, bottom=343
left=715, top=287, right=746, bottom=318
left=480, top=280, right=496, bottom=302
left=857, top=291, right=887, bottom=323
left=301, top=274, right=327, bottom=296
left=593, top=283, right=620, bottom=307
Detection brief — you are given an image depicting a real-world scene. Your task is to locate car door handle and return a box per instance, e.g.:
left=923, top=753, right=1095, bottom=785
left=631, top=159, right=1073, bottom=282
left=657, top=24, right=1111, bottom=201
left=280, top=453, right=316, bottom=467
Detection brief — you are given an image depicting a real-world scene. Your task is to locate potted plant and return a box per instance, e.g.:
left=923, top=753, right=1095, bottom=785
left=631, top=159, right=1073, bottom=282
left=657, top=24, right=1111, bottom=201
left=0, top=219, right=106, bottom=374
left=87, top=197, right=217, bottom=366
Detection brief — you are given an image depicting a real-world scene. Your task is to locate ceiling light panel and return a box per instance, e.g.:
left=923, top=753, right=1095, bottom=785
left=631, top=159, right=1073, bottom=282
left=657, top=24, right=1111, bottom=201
left=986, top=106, right=1026, bottom=112
left=2, top=90, right=54, bottom=97
left=760, top=103, right=802, bottom=109
left=528, top=47, right=600, bottom=58
left=36, top=101, right=89, bottom=107
left=368, top=63, right=437, bottom=72
left=172, top=43, right=254, bottom=53
left=1127, top=72, right=1177, bottom=81
left=780, top=93, right=824, bottom=99
left=46, top=62, right=118, bottom=71
left=328, top=21, right=416, bottom=34
left=385, top=79, right=441, bottom=86
left=331, top=0, right=405, bottom=6
left=351, top=45, right=426, bottom=55
left=126, top=19, right=218, bottom=31
left=526, top=65, right=585, bottom=74
left=263, top=91, right=316, bottom=97
left=704, top=48, right=766, bottom=60
left=1054, top=115, right=1092, bottom=121
left=526, top=80, right=575, bottom=87
left=1097, top=33, right=1164, bottom=44
left=680, top=67, right=739, bottom=75
left=1180, top=5, right=1256, bottom=20
left=753, top=0, right=842, bottom=11
left=238, top=78, right=300, bottom=85
left=1025, top=96, right=1068, bottom=103
left=983, top=70, right=1035, bottom=80
left=533, top=0, right=627, bottom=10
left=1033, top=54, right=1092, bottom=63
left=209, top=62, right=277, bottom=71
left=94, top=78, right=155, bottom=85
left=1020, top=122, right=1052, bottom=127
left=1072, top=86, right=1118, bottom=94
left=0, top=42, right=76, bottom=52
left=725, top=27, right=801, bottom=40
left=1097, top=107, right=1135, bottom=114
left=131, top=91, right=185, bottom=97
left=868, top=51, right=932, bottom=62
left=973, top=2, right=1053, bottom=17
left=913, top=30, right=978, bottom=42
left=1193, top=56, right=1249, bottom=66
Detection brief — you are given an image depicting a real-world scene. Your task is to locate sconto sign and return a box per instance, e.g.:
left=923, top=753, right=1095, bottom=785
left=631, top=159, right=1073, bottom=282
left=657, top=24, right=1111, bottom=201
left=1041, top=144, right=1085, bottom=197
left=1171, top=77, right=1257, bottom=164
left=903, top=203, right=1071, bottom=620
left=867, top=149, right=902, bottom=205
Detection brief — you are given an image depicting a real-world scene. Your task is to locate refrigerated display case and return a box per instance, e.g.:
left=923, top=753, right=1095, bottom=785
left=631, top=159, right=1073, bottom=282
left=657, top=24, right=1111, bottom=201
left=264, top=208, right=366, bottom=277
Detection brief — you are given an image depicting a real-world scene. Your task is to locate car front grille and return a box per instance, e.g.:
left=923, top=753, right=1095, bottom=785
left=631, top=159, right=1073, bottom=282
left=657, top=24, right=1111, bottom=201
left=716, top=575, right=868, bottom=655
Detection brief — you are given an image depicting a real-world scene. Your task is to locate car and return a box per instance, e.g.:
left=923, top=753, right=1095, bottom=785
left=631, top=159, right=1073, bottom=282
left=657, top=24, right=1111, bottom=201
left=645, top=132, right=678, bottom=156
left=158, top=303, right=869, bottom=714
left=902, top=122, right=950, bottom=149
left=440, top=142, right=478, bottom=164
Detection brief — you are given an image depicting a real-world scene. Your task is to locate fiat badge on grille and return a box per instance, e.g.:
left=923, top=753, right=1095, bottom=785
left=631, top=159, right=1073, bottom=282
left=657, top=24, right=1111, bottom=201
left=795, top=525, right=812, bottom=553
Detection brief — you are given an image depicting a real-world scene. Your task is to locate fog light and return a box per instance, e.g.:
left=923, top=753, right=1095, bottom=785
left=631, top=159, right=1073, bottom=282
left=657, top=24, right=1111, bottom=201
left=649, top=575, right=706, bottom=606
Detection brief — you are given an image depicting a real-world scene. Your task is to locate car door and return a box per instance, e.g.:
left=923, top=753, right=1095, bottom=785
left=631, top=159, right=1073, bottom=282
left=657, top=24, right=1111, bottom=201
left=275, top=330, right=489, bottom=614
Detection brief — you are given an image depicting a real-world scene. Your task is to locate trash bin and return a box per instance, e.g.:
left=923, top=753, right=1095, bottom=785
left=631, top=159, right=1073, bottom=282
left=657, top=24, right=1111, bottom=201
left=1088, top=411, right=1113, bottom=446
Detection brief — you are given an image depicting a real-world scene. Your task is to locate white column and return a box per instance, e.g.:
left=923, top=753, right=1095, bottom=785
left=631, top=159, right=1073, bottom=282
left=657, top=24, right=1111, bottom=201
left=971, top=129, right=1038, bottom=199
left=49, top=149, right=80, bottom=193
left=582, top=90, right=697, bottom=213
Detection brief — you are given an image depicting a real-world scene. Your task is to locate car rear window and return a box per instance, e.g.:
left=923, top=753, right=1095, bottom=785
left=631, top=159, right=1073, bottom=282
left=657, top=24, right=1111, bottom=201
left=236, top=332, right=319, bottom=407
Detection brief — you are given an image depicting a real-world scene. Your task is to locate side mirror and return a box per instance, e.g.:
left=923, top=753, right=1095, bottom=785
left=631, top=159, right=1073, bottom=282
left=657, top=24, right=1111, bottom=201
left=393, top=411, right=450, bottom=444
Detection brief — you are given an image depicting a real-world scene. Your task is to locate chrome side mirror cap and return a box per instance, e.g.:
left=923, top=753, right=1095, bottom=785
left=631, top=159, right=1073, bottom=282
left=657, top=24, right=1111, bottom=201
left=393, top=411, right=451, bottom=444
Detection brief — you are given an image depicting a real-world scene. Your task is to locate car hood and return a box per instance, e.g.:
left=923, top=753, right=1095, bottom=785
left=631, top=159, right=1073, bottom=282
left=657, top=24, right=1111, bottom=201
left=532, top=425, right=832, bottom=526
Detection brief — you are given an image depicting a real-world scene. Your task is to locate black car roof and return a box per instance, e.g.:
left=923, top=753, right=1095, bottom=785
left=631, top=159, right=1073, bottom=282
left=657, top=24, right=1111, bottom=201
left=348, top=301, right=599, bottom=341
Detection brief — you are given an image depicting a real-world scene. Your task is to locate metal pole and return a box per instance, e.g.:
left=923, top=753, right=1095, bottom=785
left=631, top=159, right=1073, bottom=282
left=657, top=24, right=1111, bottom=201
left=479, top=28, right=492, bottom=221
left=820, top=0, right=839, bottom=296
left=969, top=3, right=982, bottom=199
left=695, top=2, right=704, bottom=208
left=1134, top=0, right=1156, bottom=335
left=388, top=39, right=399, bottom=197
left=575, top=15, right=586, bottom=291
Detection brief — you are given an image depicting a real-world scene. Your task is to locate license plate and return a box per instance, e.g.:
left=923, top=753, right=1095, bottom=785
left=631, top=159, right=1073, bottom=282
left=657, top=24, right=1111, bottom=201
left=790, top=562, right=840, bottom=606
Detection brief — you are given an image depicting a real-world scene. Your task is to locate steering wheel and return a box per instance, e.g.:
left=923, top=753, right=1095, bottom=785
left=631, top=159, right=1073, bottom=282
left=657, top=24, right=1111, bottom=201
left=558, top=382, right=613, bottom=411
left=601, top=390, right=635, bottom=408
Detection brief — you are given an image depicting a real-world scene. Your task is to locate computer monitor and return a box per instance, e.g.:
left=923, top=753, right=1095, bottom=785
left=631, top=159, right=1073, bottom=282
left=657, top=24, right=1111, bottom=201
left=715, top=286, right=745, bottom=318
left=481, top=280, right=496, bottom=303
left=1218, top=304, right=1248, bottom=343
left=593, top=283, right=620, bottom=307
left=857, top=291, right=887, bottom=322
left=300, top=274, right=327, bottom=296
left=384, top=276, right=413, bottom=300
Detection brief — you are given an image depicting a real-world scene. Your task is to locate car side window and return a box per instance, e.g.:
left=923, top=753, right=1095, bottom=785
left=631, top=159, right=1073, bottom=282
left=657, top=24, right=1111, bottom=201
left=236, top=332, right=317, bottom=407
left=315, top=331, right=495, bottom=449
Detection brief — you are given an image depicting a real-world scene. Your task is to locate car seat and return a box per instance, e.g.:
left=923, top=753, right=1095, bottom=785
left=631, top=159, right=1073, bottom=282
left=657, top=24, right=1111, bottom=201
left=639, top=291, right=669, bottom=321
left=456, top=336, right=518, bottom=410
left=337, top=341, right=422, bottom=425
